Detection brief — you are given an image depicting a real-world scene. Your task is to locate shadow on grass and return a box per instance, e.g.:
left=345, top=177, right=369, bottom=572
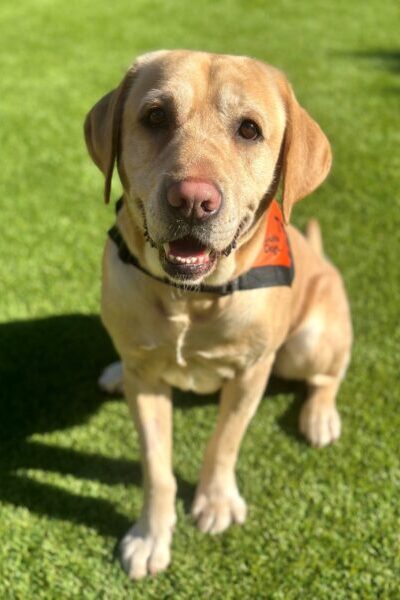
left=342, top=49, right=400, bottom=74
left=267, top=377, right=307, bottom=444
left=0, top=314, right=303, bottom=537
left=334, top=48, right=400, bottom=93
left=0, top=314, right=127, bottom=537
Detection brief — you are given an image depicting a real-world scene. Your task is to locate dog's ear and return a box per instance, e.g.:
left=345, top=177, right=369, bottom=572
left=278, top=76, right=332, bottom=223
left=84, top=67, right=137, bottom=204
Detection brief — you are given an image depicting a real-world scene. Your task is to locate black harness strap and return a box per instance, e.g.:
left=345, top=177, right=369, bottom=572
left=108, top=199, right=294, bottom=295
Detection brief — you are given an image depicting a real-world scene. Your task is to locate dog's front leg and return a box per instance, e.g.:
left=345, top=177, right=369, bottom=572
left=119, top=366, right=176, bottom=579
left=192, top=354, right=274, bottom=535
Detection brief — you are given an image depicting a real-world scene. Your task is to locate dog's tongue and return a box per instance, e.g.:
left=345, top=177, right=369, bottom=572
left=168, top=236, right=208, bottom=258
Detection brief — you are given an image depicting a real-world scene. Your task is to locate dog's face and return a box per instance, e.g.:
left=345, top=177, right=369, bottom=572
left=85, top=51, right=331, bottom=284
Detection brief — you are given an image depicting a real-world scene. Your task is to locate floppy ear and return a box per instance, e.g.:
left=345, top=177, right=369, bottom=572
left=279, top=78, right=332, bottom=223
left=84, top=67, right=137, bottom=203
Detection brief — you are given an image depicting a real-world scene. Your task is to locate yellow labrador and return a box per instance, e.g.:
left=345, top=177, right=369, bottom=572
left=84, top=50, right=352, bottom=579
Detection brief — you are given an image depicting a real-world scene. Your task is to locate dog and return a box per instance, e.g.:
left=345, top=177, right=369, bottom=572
left=84, top=50, right=352, bottom=580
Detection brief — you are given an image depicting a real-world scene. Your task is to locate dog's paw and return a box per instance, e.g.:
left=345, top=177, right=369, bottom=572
left=119, top=519, right=174, bottom=580
left=299, top=400, right=341, bottom=447
left=98, top=361, right=123, bottom=394
left=191, top=485, right=247, bottom=535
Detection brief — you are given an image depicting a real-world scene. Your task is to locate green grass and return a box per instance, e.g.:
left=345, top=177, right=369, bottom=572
left=1, top=0, right=399, bottom=597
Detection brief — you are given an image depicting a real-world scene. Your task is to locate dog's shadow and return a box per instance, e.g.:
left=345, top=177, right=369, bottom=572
left=0, top=314, right=304, bottom=538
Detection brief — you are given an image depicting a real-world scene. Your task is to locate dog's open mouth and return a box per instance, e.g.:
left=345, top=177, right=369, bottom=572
left=161, top=236, right=216, bottom=280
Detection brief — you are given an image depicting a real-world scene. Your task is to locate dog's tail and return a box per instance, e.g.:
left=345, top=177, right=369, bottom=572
left=306, top=219, right=324, bottom=257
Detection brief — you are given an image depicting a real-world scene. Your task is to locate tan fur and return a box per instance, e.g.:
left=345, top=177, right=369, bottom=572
left=306, top=218, right=324, bottom=256
left=84, top=50, right=352, bottom=580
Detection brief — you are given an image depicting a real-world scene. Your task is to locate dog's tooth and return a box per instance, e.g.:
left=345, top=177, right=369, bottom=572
left=166, top=249, right=212, bottom=267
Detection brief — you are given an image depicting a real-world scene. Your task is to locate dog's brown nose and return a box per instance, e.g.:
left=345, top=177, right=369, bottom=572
left=166, top=179, right=221, bottom=221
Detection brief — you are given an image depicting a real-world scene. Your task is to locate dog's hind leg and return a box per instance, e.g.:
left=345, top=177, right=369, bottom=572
left=274, top=269, right=352, bottom=447
left=299, top=375, right=344, bottom=447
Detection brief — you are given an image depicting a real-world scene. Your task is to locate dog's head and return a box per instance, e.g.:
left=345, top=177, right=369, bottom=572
left=85, top=50, right=331, bottom=284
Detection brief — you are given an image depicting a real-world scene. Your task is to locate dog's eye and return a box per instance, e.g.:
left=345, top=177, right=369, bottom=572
left=145, top=107, right=167, bottom=128
left=238, top=119, right=261, bottom=141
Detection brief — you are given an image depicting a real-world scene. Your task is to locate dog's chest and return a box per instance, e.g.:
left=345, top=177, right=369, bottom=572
left=128, top=294, right=274, bottom=393
left=103, top=251, right=290, bottom=393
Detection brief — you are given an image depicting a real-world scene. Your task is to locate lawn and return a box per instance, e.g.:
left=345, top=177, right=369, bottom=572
left=0, top=0, right=399, bottom=597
